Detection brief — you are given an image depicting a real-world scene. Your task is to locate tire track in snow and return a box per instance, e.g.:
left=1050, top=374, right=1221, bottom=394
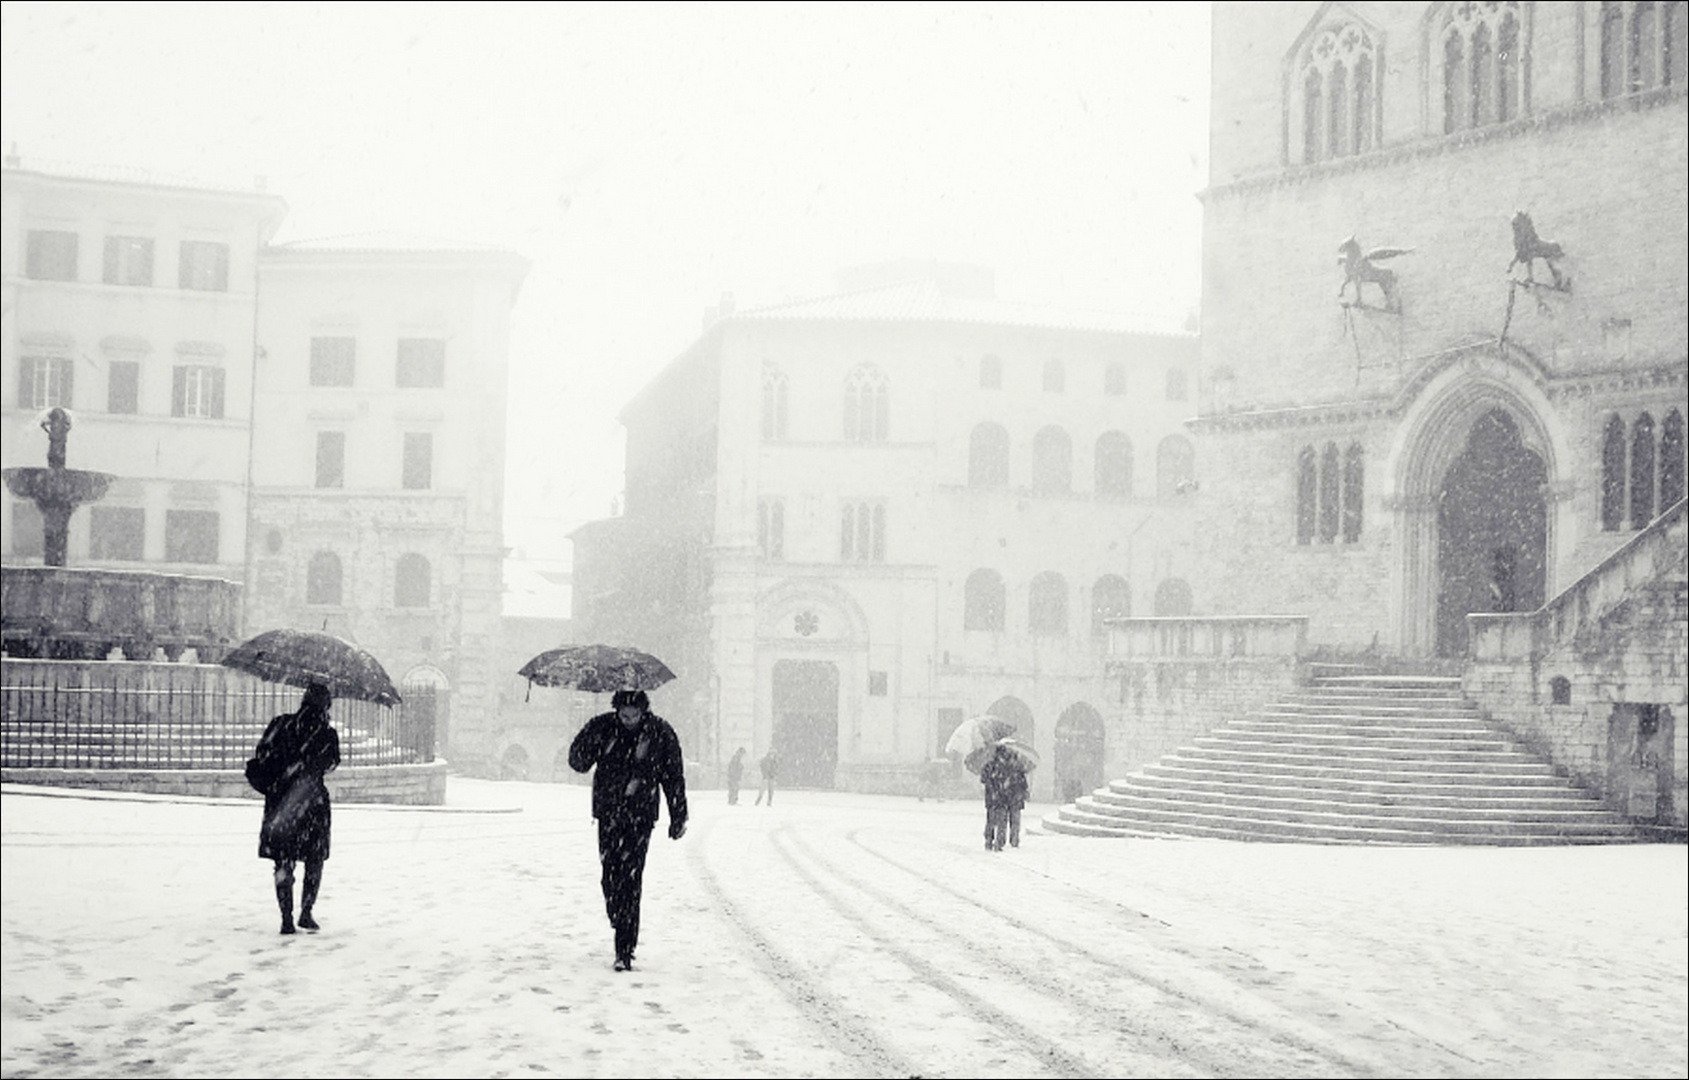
left=840, top=827, right=1390, bottom=1078
left=683, top=815, right=918, bottom=1079
left=766, top=825, right=1109, bottom=1079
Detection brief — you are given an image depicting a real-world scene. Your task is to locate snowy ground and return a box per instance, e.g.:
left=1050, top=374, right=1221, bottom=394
left=2, top=780, right=1684, bottom=1079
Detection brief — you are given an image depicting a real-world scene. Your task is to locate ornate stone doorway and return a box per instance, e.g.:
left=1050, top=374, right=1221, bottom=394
left=772, top=659, right=839, bottom=787
left=1435, top=409, right=1547, bottom=656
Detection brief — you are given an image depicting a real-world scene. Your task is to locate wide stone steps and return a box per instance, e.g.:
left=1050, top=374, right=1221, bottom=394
left=1044, top=675, right=1642, bottom=845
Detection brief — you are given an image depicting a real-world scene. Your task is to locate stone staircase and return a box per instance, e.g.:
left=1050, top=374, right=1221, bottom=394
left=1044, top=675, right=1644, bottom=845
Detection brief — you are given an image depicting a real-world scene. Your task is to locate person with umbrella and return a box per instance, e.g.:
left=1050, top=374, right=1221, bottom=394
left=980, top=739, right=1030, bottom=852
left=567, top=688, right=688, bottom=972
left=246, top=683, right=341, bottom=934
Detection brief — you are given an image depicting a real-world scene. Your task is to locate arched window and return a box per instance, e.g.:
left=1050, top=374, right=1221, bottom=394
left=963, top=569, right=1006, bottom=631
left=980, top=355, right=1002, bottom=389
left=840, top=501, right=885, bottom=562
left=1296, top=20, right=1378, bottom=163
left=969, top=423, right=1010, bottom=488
left=1661, top=409, right=1685, bottom=507
left=1033, top=427, right=1072, bottom=493
left=1603, top=0, right=1682, bottom=95
left=1094, top=432, right=1133, bottom=498
left=395, top=553, right=431, bottom=608
left=1602, top=414, right=1628, bottom=530
left=1090, top=575, right=1130, bottom=636
left=1549, top=675, right=1572, bottom=705
left=1319, top=442, right=1341, bottom=543
left=1631, top=412, right=1657, bottom=528
left=1156, top=435, right=1195, bottom=498
left=306, top=551, right=342, bottom=606
left=1042, top=359, right=1065, bottom=393
left=1296, top=446, right=1318, bottom=544
left=1029, top=572, right=1068, bottom=636
left=1104, top=362, right=1126, bottom=396
left=1442, top=0, right=1527, bottom=129
left=1153, top=578, right=1193, bottom=616
left=761, top=365, right=788, bottom=441
left=843, top=365, right=889, bottom=443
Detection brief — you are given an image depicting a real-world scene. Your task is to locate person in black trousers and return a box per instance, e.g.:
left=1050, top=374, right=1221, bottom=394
left=247, top=683, right=341, bottom=934
left=568, top=689, right=688, bottom=971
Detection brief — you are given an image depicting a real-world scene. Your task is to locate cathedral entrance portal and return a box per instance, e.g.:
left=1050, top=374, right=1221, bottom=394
left=1435, top=409, right=1547, bottom=657
left=772, top=659, right=839, bottom=788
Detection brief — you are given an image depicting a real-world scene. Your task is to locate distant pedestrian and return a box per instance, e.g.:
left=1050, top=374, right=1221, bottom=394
left=568, top=689, right=688, bottom=972
left=726, top=747, right=746, bottom=805
left=754, top=747, right=780, bottom=806
left=246, top=682, right=341, bottom=934
left=980, top=742, right=1028, bottom=851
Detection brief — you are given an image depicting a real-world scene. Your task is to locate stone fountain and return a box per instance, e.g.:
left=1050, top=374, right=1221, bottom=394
left=4, top=408, right=114, bottom=567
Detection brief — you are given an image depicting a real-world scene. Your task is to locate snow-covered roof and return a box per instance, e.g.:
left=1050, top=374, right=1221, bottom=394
left=2, top=155, right=276, bottom=200
left=269, top=231, right=512, bottom=255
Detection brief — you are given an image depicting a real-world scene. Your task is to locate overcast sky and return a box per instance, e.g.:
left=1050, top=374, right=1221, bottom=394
left=1, top=1, right=1211, bottom=561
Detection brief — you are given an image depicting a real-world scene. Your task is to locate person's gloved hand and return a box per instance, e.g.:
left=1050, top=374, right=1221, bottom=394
left=668, top=819, right=687, bottom=841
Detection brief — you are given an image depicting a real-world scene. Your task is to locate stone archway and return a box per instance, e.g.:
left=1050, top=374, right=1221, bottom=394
left=987, top=696, right=1035, bottom=756
left=1054, top=702, right=1105, bottom=803
left=1435, top=410, right=1547, bottom=656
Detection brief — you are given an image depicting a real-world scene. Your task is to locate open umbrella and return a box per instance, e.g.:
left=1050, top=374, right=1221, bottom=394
left=991, top=737, right=1040, bottom=774
left=220, top=629, right=402, bottom=707
left=944, top=714, right=1017, bottom=766
left=517, top=644, right=676, bottom=697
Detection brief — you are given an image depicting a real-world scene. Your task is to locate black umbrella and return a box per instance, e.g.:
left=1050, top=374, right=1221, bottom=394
left=517, top=644, right=675, bottom=698
left=221, top=629, right=402, bottom=707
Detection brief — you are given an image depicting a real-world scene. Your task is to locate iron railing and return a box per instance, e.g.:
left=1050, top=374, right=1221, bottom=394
left=0, top=659, right=435, bottom=770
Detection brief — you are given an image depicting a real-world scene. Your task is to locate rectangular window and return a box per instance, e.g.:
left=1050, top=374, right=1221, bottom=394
left=18, top=357, right=75, bottom=409
left=25, top=230, right=79, bottom=281
left=107, top=360, right=140, bottom=414
left=11, top=501, right=45, bottom=557
left=758, top=498, right=785, bottom=560
left=316, top=432, right=346, bottom=489
left=1165, top=368, right=1189, bottom=401
left=310, top=337, right=357, bottom=387
left=102, top=236, right=155, bottom=286
left=402, top=432, right=434, bottom=490
left=178, top=240, right=229, bottom=291
left=171, top=365, right=226, bottom=418
left=164, top=509, right=219, bottom=564
left=396, top=338, right=446, bottom=387
left=868, top=671, right=888, bottom=696
left=90, top=506, right=145, bottom=561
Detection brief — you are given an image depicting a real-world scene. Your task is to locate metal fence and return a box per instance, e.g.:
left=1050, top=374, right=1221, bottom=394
left=1, top=659, right=434, bottom=770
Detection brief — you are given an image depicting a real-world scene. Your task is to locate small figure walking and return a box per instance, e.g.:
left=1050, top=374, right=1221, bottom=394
left=754, top=747, right=780, bottom=806
left=246, top=683, right=341, bottom=934
left=568, top=689, right=688, bottom=972
left=980, top=741, right=1029, bottom=852
left=726, top=746, right=746, bottom=805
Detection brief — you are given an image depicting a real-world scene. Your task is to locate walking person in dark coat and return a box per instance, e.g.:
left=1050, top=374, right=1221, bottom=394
left=754, top=746, right=780, bottom=806
left=726, top=746, right=746, bottom=805
left=980, top=742, right=1029, bottom=851
left=568, top=689, right=688, bottom=972
left=247, top=683, right=341, bottom=934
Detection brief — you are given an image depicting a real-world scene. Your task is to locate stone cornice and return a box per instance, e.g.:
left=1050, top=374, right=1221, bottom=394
left=1202, top=85, right=1687, bottom=204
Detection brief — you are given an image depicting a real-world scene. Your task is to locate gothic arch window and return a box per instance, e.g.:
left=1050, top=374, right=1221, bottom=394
left=1603, top=409, right=1684, bottom=530
left=1156, top=435, right=1195, bottom=498
left=840, top=500, right=886, bottom=562
left=843, top=365, right=889, bottom=443
left=1029, top=572, right=1068, bottom=636
left=1294, top=19, right=1379, bottom=164
left=1440, top=1, right=1528, bottom=132
left=395, top=553, right=431, bottom=608
left=306, top=551, right=342, bottom=606
left=1090, top=574, right=1130, bottom=636
left=1153, top=578, right=1194, bottom=617
left=1603, top=1, right=1688, bottom=97
left=969, top=422, right=1010, bottom=488
left=1095, top=431, right=1133, bottom=498
left=964, top=569, right=1006, bottom=631
left=1043, top=359, right=1066, bottom=393
left=1295, top=441, right=1364, bottom=544
left=980, top=354, right=1003, bottom=389
left=761, top=365, right=788, bottom=441
left=758, top=498, right=785, bottom=560
left=1033, top=426, right=1073, bottom=493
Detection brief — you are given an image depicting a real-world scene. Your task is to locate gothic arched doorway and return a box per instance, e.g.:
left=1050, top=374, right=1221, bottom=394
left=1054, top=703, right=1105, bottom=803
left=1435, top=409, right=1547, bottom=656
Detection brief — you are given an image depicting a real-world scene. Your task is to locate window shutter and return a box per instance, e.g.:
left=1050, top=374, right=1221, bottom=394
left=171, top=366, right=186, bottom=417
left=103, top=237, right=120, bottom=284
left=57, top=360, right=75, bottom=408
left=18, top=361, right=36, bottom=409
left=210, top=368, right=226, bottom=419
